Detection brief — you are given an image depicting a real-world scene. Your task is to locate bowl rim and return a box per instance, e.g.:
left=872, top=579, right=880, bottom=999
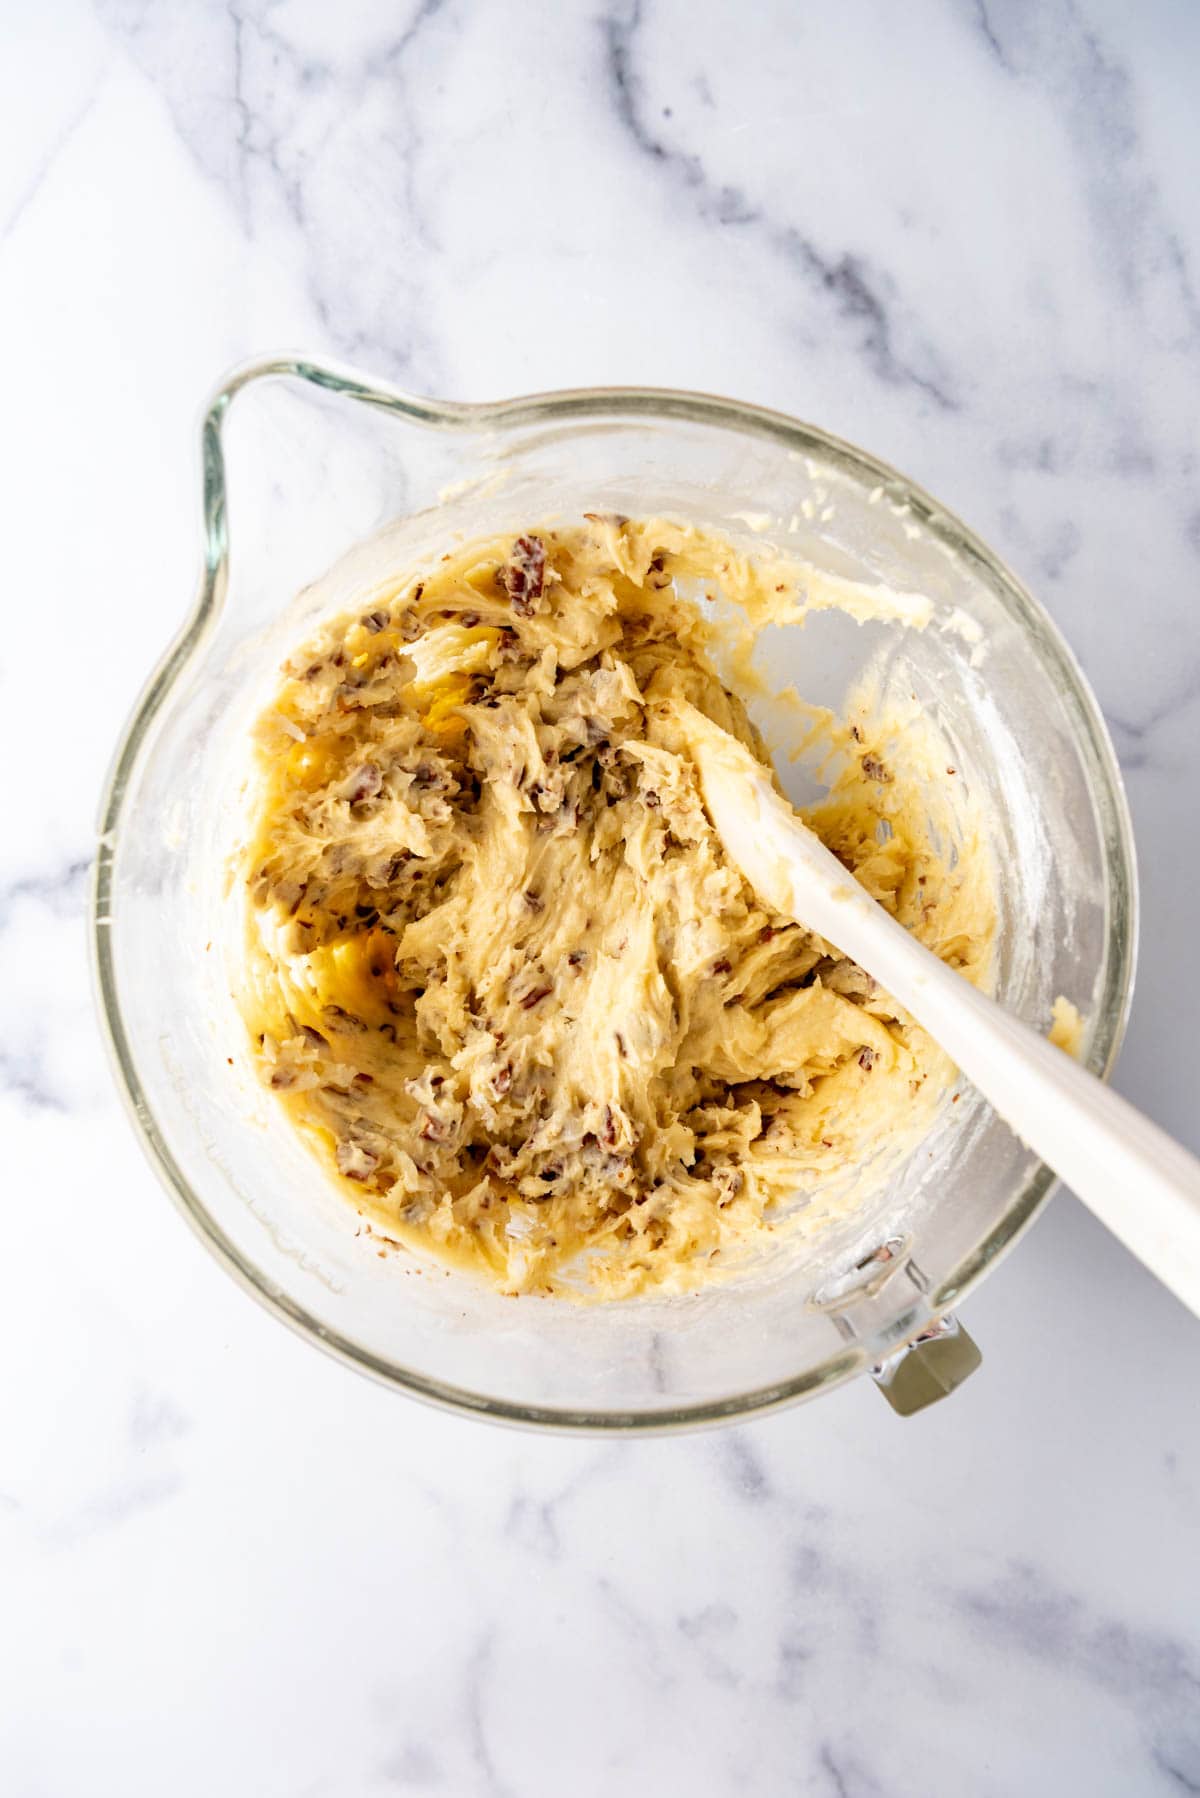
left=90, top=352, right=1140, bottom=1433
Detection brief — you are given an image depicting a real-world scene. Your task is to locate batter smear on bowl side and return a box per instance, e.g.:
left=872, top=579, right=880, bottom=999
left=238, top=517, right=993, bottom=1296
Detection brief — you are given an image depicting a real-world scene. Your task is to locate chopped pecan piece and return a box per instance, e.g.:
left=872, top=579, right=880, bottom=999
left=347, top=762, right=383, bottom=805
left=503, top=535, right=547, bottom=616
left=336, top=1140, right=380, bottom=1181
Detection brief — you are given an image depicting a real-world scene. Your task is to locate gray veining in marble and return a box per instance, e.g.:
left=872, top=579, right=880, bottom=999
left=2, top=1, right=1199, bottom=1793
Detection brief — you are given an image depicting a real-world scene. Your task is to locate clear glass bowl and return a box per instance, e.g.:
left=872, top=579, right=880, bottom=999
left=92, top=356, right=1137, bottom=1430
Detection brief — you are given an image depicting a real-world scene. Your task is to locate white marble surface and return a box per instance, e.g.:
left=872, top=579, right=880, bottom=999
left=3, top=1, right=1200, bottom=1792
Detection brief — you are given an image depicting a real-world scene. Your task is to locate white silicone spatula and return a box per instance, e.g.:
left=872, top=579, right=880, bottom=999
left=680, top=706, right=1200, bottom=1318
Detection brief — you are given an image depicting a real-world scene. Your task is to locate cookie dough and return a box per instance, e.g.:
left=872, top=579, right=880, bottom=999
left=239, top=517, right=993, bottom=1297
left=1050, top=995, right=1085, bottom=1058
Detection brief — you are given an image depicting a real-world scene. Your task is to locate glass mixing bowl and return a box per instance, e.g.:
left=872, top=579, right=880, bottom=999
left=92, top=356, right=1137, bottom=1430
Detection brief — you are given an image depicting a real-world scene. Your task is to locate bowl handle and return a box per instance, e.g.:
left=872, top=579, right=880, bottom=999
left=870, top=1312, right=982, bottom=1416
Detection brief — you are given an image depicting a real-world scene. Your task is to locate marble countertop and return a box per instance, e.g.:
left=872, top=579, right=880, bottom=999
left=4, top=2, right=1200, bottom=1792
